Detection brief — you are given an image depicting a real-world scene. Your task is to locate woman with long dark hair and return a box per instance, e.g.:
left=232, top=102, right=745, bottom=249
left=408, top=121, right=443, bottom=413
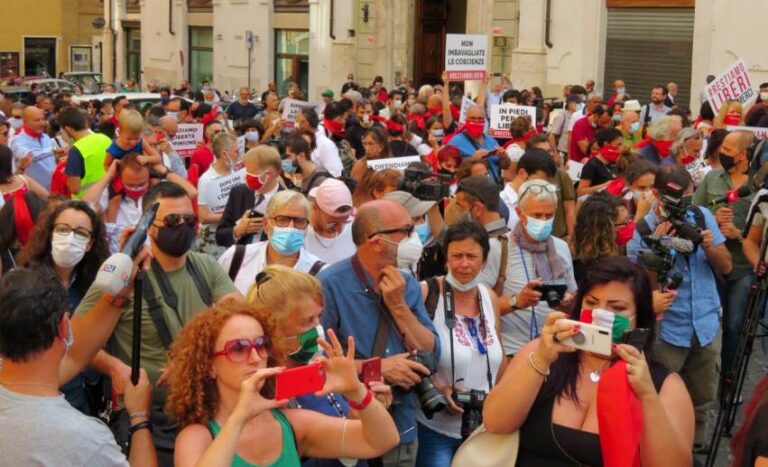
left=731, top=375, right=768, bottom=467
left=484, top=256, right=694, bottom=466
left=18, top=199, right=111, bottom=415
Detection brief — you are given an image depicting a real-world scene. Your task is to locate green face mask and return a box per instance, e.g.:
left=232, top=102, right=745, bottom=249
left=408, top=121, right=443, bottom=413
left=611, top=314, right=633, bottom=344
left=287, top=324, right=324, bottom=365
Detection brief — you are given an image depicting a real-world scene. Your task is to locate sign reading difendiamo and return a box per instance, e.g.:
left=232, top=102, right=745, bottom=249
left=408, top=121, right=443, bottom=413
left=445, top=34, right=488, bottom=81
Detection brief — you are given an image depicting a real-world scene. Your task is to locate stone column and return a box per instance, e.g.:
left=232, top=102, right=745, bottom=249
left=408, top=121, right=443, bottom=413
left=509, top=0, right=547, bottom=90
left=139, top=0, right=188, bottom=88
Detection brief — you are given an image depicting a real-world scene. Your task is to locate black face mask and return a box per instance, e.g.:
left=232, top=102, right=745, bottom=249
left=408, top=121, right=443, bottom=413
left=438, top=167, right=454, bottom=176
left=719, top=152, right=736, bottom=172
left=154, top=224, right=196, bottom=257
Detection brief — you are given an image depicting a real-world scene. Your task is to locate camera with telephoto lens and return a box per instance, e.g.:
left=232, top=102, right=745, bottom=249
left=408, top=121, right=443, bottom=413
left=534, top=279, right=568, bottom=308
left=398, top=166, right=451, bottom=202
left=453, top=389, right=487, bottom=439
left=408, top=350, right=448, bottom=419
left=638, top=235, right=685, bottom=291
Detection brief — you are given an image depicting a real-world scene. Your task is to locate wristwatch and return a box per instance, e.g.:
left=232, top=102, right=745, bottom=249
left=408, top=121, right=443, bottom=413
left=509, top=294, right=518, bottom=310
left=108, top=294, right=131, bottom=308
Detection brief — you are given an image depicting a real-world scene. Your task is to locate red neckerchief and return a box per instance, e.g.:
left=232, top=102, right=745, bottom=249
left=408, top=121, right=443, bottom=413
left=406, top=113, right=426, bottom=130
left=323, top=118, right=346, bottom=139
left=598, top=360, right=643, bottom=467
left=21, top=125, right=42, bottom=139
left=370, top=115, right=404, bottom=134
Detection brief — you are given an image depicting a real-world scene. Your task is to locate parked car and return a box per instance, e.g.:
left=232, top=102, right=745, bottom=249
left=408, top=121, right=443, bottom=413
left=0, top=86, right=33, bottom=103
left=71, top=93, right=193, bottom=110
left=62, top=72, right=104, bottom=95
left=23, top=78, right=78, bottom=94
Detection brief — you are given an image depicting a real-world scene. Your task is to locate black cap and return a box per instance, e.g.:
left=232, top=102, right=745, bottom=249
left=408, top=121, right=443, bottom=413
left=457, top=176, right=501, bottom=212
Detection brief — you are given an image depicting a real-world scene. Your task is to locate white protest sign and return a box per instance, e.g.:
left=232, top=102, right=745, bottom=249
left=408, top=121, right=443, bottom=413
left=281, top=99, right=309, bottom=128
left=726, top=125, right=768, bottom=140
left=489, top=104, right=537, bottom=138
left=171, top=123, right=204, bottom=158
left=567, top=161, right=584, bottom=181
left=367, top=156, right=422, bottom=172
left=459, top=96, right=474, bottom=123
left=445, top=34, right=488, bottom=81
left=705, top=59, right=755, bottom=113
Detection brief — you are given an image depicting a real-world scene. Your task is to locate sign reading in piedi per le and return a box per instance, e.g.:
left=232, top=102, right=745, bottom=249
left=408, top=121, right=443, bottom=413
left=445, top=34, right=488, bottom=82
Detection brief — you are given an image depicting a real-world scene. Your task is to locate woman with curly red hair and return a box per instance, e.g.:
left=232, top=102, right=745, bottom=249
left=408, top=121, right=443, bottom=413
left=166, top=300, right=399, bottom=467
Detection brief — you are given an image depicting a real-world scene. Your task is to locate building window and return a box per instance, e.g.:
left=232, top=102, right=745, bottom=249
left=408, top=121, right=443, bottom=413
left=125, top=28, right=141, bottom=85
left=274, top=0, right=309, bottom=12
left=275, top=30, right=309, bottom=96
left=24, top=38, right=56, bottom=77
left=1, top=52, right=20, bottom=80
left=70, top=46, right=93, bottom=72
left=189, top=27, right=213, bottom=90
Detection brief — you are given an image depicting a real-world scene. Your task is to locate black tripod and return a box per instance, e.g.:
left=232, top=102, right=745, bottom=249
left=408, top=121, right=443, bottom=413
left=705, top=228, right=768, bottom=467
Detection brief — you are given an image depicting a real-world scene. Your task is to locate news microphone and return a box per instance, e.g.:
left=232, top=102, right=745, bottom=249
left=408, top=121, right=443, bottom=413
left=93, top=202, right=160, bottom=295
left=710, top=185, right=751, bottom=207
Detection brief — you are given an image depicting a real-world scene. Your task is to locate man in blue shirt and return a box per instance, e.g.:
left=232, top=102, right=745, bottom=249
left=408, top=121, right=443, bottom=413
left=319, top=200, right=439, bottom=467
left=627, top=165, right=731, bottom=451
left=10, top=106, right=61, bottom=190
left=447, top=105, right=503, bottom=182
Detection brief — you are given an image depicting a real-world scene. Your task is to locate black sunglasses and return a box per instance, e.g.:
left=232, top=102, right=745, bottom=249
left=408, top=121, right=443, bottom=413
left=153, top=213, right=197, bottom=228
left=368, top=224, right=415, bottom=239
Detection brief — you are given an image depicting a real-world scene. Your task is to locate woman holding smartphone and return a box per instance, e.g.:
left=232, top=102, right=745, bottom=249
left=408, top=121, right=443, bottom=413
left=483, top=256, right=694, bottom=466
left=246, top=265, right=393, bottom=467
left=167, top=300, right=399, bottom=467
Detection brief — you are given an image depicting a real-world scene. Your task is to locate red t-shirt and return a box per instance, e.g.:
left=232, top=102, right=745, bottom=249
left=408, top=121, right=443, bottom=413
left=191, top=146, right=214, bottom=175
left=569, top=117, right=596, bottom=162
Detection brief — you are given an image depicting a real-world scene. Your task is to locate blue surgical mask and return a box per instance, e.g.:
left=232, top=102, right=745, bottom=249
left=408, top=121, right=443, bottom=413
left=269, top=226, right=305, bottom=255
left=244, top=131, right=260, bottom=143
left=282, top=159, right=296, bottom=174
left=415, top=222, right=431, bottom=245
left=612, top=114, right=621, bottom=122
left=431, top=129, right=444, bottom=137
left=630, top=121, right=640, bottom=134
left=524, top=215, right=553, bottom=241
left=617, top=87, right=626, bottom=95
left=167, top=111, right=178, bottom=122
left=577, top=102, right=585, bottom=113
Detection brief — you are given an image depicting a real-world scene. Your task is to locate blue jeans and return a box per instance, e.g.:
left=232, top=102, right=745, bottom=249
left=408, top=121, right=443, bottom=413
left=720, top=273, right=755, bottom=377
left=415, top=423, right=462, bottom=467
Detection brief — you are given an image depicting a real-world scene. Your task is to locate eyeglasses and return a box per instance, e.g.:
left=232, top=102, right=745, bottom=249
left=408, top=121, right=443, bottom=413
left=212, top=337, right=270, bottom=363
left=519, top=183, right=559, bottom=199
left=153, top=213, right=197, bottom=228
left=53, top=223, right=92, bottom=241
left=368, top=224, right=415, bottom=239
left=270, top=215, right=308, bottom=229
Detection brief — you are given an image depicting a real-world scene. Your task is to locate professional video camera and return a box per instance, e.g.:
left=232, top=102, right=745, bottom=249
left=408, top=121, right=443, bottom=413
left=657, top=181, right=703, bottom=246
left=398, top=166, right=451, bottom=202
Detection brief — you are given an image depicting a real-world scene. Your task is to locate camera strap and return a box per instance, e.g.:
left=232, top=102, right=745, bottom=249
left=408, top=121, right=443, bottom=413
left=517, top=245, right=540, bottom=340
left=350, top=255, right=402, bottom=359
left=444, top=280, right=494, bottom=392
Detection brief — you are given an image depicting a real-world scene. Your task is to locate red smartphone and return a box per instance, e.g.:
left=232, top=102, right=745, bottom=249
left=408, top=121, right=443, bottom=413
left=275, top=363, right=325, bottom=400
left=362, top=357, right=382, bottom=387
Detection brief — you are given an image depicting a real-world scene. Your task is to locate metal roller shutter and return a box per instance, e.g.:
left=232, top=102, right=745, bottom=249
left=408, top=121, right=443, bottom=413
left=603, top=8, right=694, bottom=107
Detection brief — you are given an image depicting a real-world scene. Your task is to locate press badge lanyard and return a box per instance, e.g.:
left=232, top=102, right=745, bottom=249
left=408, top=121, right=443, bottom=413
left=518, top=245, right=540, bottom=340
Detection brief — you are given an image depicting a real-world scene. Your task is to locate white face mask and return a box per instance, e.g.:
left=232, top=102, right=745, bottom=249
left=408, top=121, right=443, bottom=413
left=383, top=232, right=423, bottom=268
left=445, top=270, right=479, bottom=292
left=8, top=117, right=22, bottom=130
left=51, top=231, right=89, bottom=268
left=761, top=92, right=768, bottom=102
left=244, top=131, right=260, bottom=143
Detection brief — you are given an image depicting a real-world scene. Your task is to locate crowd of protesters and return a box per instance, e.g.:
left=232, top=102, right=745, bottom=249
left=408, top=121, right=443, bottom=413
left=0, top=70, right=767, bottom=467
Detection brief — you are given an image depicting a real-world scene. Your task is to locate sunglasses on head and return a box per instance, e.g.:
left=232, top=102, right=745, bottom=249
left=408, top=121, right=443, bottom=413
left=212, top=337, right=270, bottom=363
left=153, top=213, right=197, bottom=228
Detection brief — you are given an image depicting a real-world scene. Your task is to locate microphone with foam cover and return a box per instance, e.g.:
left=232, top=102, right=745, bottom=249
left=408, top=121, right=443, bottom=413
left=93, top=202, right=159, bottom=295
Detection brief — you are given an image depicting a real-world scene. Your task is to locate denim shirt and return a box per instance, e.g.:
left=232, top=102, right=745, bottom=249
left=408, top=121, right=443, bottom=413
left=10, top=132, right=57, bottom=190
left=627, top=207, right=725, bottom=347
left=318, top=256, right=440, bottom=444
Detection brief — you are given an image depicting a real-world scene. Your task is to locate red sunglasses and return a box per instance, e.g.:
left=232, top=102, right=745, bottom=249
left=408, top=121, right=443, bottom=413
left=212, top=337, right=270, bottom=363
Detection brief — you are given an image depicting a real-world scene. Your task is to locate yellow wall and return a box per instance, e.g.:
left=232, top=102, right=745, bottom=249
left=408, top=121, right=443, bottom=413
left=0, top=0, right=102, bottom=76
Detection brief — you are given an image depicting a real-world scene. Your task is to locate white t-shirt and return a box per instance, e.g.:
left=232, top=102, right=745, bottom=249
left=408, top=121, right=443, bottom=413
left=304, top=223, right=355, bottom=265
left=415, top=283, right=503, bottom=439
left=500, top=234, right=577, bottom=355
left=312, top=131, right=343, bottom=177
left=0, top=386, right=129, bottom=466
left=499, top=184, right=520, bottom=231
left=197, top=166, right=244, bottom=217
left=218, top=241, right=325, bottom=295
left=115, top=196, right=143, bottom=229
